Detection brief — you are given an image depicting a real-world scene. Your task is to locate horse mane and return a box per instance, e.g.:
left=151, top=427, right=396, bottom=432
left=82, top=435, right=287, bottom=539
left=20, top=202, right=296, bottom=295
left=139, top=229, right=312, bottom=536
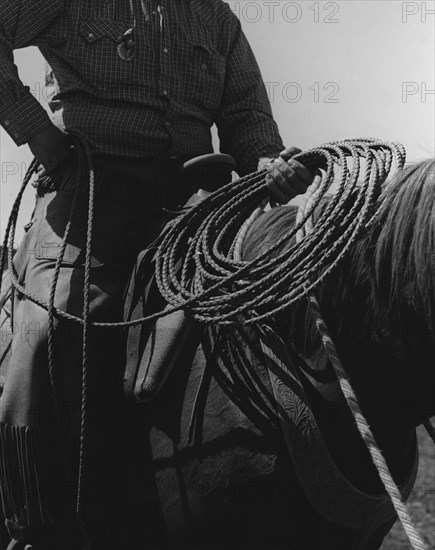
left=242, top=159, right=435, bottom=342
left=355, top=159, right=435, bottom=334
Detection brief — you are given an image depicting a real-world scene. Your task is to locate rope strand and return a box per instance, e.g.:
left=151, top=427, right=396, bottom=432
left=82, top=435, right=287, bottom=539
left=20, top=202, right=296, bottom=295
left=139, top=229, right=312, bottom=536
left=0, top=137, right=426, bottom=549
left=290, top=144, right=425, bottom=550
left=307, top=296, right=427, bottom=550
left=74, top=136, right=95, bottom=519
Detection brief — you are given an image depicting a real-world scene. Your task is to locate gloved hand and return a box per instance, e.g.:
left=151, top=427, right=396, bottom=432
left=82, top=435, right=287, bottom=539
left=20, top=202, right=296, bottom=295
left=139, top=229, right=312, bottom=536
left=261, top=146, right=316, bottom=205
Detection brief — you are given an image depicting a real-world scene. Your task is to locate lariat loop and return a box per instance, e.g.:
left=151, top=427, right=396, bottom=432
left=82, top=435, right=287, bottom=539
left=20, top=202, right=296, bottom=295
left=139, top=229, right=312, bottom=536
left=0, top=136, right=428, bottom=550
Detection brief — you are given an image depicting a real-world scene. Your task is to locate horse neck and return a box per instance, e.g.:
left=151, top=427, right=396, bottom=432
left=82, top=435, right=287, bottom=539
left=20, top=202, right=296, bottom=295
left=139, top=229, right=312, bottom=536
left=311, top=244, right=419, bottom=483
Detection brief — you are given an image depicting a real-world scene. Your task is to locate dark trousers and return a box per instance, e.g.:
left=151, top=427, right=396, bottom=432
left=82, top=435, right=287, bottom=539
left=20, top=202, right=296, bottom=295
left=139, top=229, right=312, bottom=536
left=0, top=155, right=191, bottom=549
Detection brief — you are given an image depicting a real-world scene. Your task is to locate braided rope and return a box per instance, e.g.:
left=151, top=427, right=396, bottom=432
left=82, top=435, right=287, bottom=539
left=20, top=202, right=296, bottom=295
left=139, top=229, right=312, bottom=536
left=292, top=152, right=426, bottom=549
left=3, top=139, right=408, bottom=331
left=75, top=137, right=95, bottom=518
left=3, top=139, right=356, bottom=328
left=155, top=139, right=406, bottom=325
left=0, top=140, right=93, bottom=520
left=46, top=147, right=83, bottom=491
left=307, top=296, right=427, bottom=550
left=0, top=158, right=38, bottom=302
left=0, top=138, right=430, bottom=549
left=233, top=201, right=267, bottom=262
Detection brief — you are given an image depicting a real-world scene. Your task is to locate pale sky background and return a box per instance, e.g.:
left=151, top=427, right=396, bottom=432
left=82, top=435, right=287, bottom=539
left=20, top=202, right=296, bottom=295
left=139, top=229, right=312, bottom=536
left=1, top=0, right=434, bottom=241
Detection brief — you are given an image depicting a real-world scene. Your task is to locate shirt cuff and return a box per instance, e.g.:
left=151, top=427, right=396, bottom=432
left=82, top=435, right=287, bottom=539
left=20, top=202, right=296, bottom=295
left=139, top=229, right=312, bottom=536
left=0, top=90, right=52, bottom=146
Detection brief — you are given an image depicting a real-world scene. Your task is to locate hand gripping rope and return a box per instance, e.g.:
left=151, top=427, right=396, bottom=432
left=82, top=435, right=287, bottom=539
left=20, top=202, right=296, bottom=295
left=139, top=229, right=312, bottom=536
left=0, top=137, right=432, bottom=549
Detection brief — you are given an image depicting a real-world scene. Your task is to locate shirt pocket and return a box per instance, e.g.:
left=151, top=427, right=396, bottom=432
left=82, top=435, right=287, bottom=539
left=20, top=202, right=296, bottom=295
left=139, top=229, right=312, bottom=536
left=78, top=17, right=133, bottom=88
left=188, top=42, right=226, bottom=112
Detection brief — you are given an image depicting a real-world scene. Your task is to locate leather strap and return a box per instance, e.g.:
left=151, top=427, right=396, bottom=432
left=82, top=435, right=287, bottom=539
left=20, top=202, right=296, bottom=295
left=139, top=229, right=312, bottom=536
left=259, top=324, right=417, bottom=538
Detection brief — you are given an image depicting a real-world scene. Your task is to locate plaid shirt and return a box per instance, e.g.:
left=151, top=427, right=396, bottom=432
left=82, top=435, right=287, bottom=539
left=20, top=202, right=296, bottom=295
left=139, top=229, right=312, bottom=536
left=0, top=0, right=283, bottom=175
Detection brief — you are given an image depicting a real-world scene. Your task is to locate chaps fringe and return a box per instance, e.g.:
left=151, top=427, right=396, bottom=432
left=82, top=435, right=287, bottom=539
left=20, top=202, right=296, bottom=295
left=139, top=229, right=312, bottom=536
left=0, top=422, right=53, bottom=529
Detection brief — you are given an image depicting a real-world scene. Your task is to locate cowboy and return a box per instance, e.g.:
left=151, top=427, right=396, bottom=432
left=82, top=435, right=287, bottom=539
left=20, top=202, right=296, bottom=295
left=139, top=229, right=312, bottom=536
left=0, top=1, right=315, bottom=548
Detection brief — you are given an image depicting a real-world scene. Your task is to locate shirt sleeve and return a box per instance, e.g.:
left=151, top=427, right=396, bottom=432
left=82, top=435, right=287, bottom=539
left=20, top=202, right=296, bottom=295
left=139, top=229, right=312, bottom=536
left=0, top=0, right=64, bottom=146
left=215, top=14, right=284, bottom=176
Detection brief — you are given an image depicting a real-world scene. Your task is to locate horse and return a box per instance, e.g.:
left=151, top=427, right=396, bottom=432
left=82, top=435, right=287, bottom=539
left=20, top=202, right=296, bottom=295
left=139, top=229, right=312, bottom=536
left=111, top=158, right=434, bottom=549
left=0, top=159, right=434, bottom=549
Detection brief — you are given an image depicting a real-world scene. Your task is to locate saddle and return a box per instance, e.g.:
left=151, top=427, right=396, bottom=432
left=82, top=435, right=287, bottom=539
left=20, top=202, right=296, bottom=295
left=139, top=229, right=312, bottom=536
left=123, top=153, right=235, bottom=402
left=119, top=153, right=418, bottom=546
left=257, top=323, right=418, bottom=548
left=123, top=236, right=193, bottom=402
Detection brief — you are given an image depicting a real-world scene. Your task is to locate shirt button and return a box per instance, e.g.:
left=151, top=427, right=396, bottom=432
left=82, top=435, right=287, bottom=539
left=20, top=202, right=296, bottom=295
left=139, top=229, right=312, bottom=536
left=4, top=120, right=10, bottom=126
left=201, top=63, right=207, bottom=70
left=88, top=32, right=94, bottom=39
left=162, top=90, right=169, bottom=97
left=162, top=48, right=168, bottom=54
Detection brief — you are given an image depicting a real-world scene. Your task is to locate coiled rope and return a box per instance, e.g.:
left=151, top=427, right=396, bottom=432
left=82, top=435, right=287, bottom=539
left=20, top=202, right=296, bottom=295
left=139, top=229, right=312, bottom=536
left=0, top=137, right=431, bottom=549
left=155, top=139, right=403, bottom=324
